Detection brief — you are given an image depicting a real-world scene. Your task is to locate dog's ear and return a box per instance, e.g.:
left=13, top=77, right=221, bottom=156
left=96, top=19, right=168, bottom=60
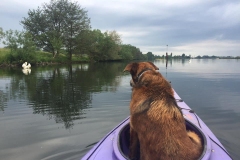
left=147, top=62, right=159, bottom=70
left=123, top=63, right=138, bottom=73
left=123, top=63, right=133, bottom=72
left=123, top=63, right=139, bottom=83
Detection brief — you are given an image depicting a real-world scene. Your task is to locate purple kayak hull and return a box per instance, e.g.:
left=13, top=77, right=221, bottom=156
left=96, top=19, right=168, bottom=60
left=82, top=91, right=232, bottom=160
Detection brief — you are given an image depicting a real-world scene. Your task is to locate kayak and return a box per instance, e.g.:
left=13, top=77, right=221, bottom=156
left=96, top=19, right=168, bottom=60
left=81, top=90, right=232, bottom=160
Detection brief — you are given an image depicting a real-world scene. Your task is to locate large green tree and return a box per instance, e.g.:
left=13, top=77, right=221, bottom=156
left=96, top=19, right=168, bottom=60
left=21, top=0, right=91, bottom=59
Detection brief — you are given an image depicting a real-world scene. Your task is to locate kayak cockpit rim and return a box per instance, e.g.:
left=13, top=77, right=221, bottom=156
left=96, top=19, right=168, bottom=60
left=116, top=118, right=212, bottom=160
left=117, top=122, right=131, bottom=160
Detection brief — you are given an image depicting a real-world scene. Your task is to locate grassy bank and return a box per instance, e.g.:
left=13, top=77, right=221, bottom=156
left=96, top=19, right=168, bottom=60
left=0, top=48, right=89, bottom=67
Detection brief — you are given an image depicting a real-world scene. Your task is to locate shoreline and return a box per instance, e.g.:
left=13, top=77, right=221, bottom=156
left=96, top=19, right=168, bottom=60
left=0, top=59, right=128, bottom=68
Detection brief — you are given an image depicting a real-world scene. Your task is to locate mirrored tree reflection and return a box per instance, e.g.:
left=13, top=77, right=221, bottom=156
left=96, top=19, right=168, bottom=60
left=0, top=90, right=7, bottom=111
left=1, top=62, right=127, bottom=129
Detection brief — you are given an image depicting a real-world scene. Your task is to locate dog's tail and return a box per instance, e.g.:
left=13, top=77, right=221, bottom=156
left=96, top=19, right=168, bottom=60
left=187, top=131, right=201, bottom=145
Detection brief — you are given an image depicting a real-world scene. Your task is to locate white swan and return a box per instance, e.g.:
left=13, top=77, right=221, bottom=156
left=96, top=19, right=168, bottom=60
left=22, top=62, right=31, bottom=69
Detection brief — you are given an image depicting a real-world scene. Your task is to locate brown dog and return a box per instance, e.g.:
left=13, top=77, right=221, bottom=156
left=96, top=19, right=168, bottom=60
left=124, top=62, right=202, bottom=160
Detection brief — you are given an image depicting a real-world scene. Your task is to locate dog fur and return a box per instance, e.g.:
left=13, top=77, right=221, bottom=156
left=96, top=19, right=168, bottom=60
left=124, top=62, right=202, bottom=160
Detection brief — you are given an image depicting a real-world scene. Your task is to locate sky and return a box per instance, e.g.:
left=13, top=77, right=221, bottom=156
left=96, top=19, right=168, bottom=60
left=0, top=0, right=240, bottom=57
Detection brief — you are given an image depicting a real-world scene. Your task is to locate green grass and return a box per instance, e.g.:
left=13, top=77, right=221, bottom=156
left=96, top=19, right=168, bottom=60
left=0, top=48, right=89, bottom=66
left=34, top=51, right=65, bottom=63
left=0, top=48, right=10, bottom=63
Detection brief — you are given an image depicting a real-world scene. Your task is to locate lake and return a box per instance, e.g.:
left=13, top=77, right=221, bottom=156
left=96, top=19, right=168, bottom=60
left=0, top=59, right=239, bottom=160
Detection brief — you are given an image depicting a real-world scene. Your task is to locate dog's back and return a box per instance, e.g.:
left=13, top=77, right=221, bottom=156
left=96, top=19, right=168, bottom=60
left=125, top=62, right=202, bottom=160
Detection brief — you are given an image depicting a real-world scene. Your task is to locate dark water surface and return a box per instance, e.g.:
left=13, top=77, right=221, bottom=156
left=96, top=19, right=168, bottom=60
left=0, top=59, right=239, bottom=160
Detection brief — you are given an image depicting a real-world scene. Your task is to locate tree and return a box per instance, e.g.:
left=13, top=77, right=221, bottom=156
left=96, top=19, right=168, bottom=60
left=21, top=0, right=91, bottom=59
left=74, top=29, right=93, bottom=56
left=86, top=29, right=105, bottom=61
left=0, top=27, right=4, bottom=42
left=118, top=44, right=146, bottom=60
left=101, top=31, right=121, bottom=60
left=107, top=31, right=122, bottom=59
left=182, top=53, right=185, bottom=58
left=76, top=29, right=122, bottom=61
left=147, top=52, right=154, bottom=60
left=118, top=44, right=133, bottom=60
left=2, top=30, right=36, bottom=62
left=132, top=47, right=144, bottom=60
left=107, top=30, right=122, bottom=46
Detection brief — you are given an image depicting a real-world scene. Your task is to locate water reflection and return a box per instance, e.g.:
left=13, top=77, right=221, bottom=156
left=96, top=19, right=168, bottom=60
left=22, top=68, right=31, bottom=75
left=0, top=90, right=7, bottom=111
left=156, top=58, right=193, bottom=68
left=0, top=62, right=128, bottom=129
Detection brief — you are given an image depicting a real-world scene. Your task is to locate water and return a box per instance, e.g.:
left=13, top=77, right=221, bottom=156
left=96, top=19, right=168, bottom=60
left=0, top=59, right=239, bottom=160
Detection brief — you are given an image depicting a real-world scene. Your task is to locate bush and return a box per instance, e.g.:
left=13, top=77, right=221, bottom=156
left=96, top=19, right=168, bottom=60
left=5, top=50, right=36, bottom=64
left=2, top=30, right=36, bottom=64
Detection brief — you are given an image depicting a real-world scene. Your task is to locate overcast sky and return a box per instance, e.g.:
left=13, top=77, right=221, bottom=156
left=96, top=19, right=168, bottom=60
left=0, top=0, right=239, bottom=56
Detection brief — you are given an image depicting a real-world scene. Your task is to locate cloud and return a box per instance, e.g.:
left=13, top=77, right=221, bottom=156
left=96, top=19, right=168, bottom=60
left=170, top=39, right=240, bottom=56
left=0, top=0, right=239, bottom=56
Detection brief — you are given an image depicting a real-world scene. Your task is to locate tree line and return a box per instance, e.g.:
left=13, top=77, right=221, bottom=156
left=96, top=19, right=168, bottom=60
left=0, top=0, right=146, bottom=63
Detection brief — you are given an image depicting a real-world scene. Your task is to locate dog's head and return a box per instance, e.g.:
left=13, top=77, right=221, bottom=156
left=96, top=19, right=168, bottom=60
left=123, top=62, right=159, bottom=87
